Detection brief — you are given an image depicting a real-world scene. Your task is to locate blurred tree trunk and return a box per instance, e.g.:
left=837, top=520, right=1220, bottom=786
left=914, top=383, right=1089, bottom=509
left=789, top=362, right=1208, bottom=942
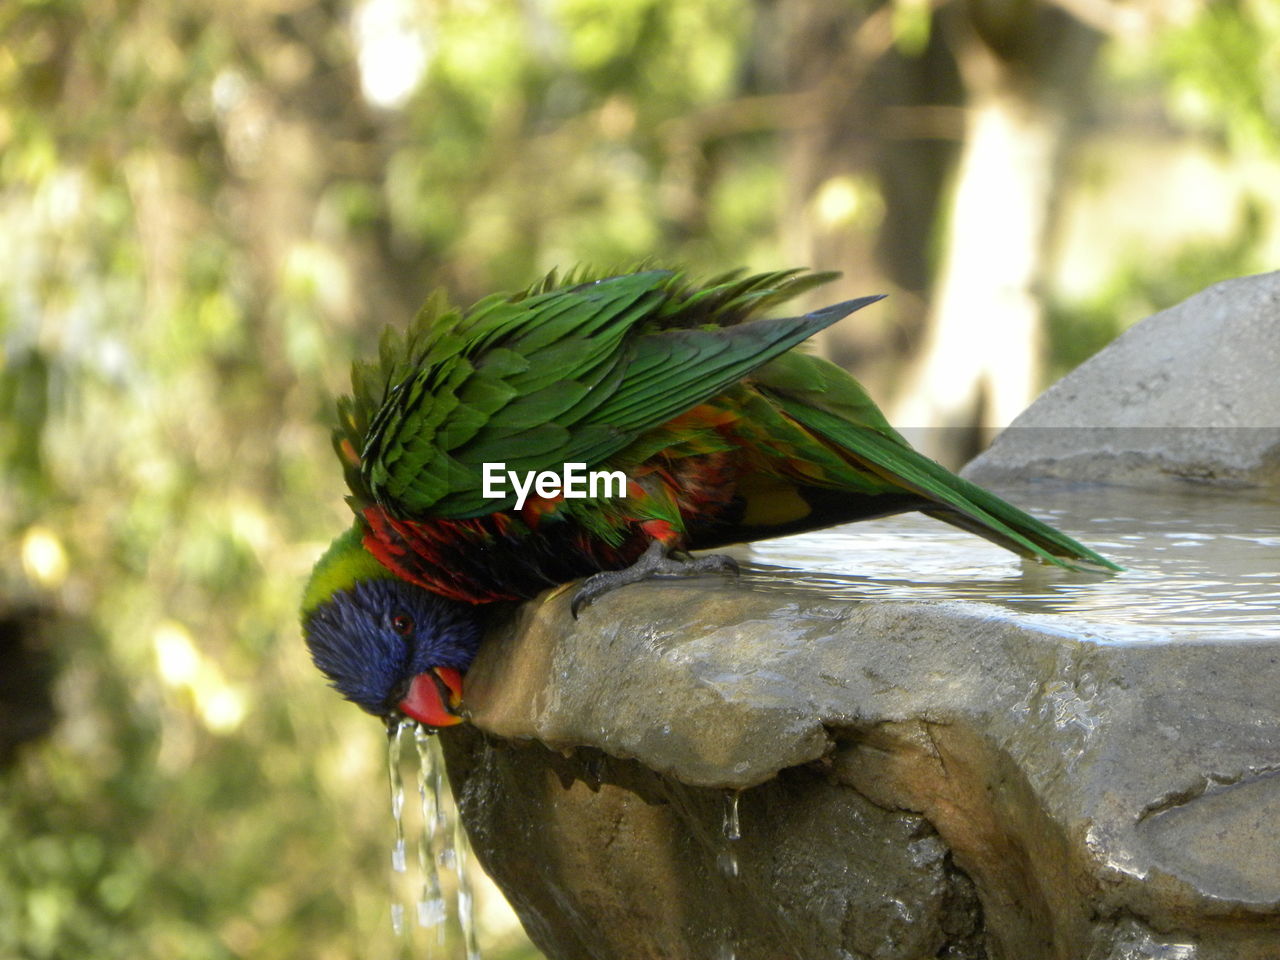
left=775, top=0, right=1099, bottom=467
left=893, top=4, right=1101, bottom=465
left=776, top=1, right=963, bottom=402
left=778, top=1, right=885, bottom=299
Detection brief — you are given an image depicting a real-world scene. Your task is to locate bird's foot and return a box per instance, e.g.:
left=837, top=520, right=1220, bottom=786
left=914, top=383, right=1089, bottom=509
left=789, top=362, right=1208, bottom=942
left=571, top=539, right=738, bottom=617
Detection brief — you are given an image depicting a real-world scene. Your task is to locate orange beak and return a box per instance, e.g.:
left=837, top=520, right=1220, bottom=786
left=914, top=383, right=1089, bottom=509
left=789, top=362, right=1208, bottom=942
left=398, top=667, right=465, bottom=727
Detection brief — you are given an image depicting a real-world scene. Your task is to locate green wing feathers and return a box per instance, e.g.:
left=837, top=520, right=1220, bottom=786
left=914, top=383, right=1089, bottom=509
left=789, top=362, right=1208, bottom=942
left=342, top=268, right=879, bottom=519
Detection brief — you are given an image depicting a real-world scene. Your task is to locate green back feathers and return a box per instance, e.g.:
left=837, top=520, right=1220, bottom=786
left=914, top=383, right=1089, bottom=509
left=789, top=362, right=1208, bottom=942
left=336, top=267, right=858, bottom=521
left=324, top=265, right=1118, bottom=576
left=300, top=526, right=399, bottom=616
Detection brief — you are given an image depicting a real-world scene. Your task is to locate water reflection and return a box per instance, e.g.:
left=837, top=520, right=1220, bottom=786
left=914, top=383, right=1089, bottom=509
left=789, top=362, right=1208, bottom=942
left=744, top=483, right=1280, bottom=641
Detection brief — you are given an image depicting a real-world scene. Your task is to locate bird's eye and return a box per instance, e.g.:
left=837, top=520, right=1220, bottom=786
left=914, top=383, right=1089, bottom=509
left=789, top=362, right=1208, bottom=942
left=391, top=613, right=414, bottom=636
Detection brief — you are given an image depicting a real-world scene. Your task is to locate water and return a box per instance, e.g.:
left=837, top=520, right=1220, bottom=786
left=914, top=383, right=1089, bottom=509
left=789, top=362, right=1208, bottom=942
left=723, top=790, right=741, bottom=841
left=744, top=483, right=1280, bottom=642
left=715, top=790, right=742, bottom=960
left=386, top=721, right=482, bottom=958
left=388, top=721, right=410, bottom=873
left=387, top=720, right=411, bottom=935
left=452, top=810, right=481, bottom=960
left=413, top=725, right=447, bottom=940
left=391, top=903, right=405, bottom=936
left=716, top=790, right=741, bottom=879
left=419, top=730, right=481, bottom=960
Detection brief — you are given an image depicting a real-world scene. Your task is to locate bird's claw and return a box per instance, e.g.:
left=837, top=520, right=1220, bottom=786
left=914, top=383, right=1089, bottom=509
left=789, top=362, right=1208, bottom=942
left=570, top=540, right=739, bottom=617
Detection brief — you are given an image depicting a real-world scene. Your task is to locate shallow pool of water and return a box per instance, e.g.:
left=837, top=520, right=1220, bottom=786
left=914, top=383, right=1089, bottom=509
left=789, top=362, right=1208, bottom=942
left=742, top=482, right=1280, bottom=642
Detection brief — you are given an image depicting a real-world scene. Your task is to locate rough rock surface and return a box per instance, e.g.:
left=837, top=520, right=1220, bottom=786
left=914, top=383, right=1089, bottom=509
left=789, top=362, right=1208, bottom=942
left=439, top=275, right=1280, bottom=959
left=444, top=582, right=1280, bottom=960
left=963, top=271, right=1280, bottom=489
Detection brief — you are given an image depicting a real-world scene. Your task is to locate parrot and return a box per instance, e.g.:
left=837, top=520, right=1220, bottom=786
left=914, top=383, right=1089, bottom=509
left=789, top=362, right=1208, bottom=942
left=301, top=268, right=1119, bottom=729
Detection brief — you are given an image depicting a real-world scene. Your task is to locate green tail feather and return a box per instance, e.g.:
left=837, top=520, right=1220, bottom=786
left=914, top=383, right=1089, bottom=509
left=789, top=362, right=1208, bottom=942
left=775, top=402, right=1122, bottom=573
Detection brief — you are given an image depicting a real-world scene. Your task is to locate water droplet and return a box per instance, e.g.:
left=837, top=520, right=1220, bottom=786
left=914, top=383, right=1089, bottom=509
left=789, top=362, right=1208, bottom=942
left=447, top=744, right=481, bottom=960
left=390, top=903, right=405, bottom=936
left=417, top=895, right=446, bottom=928
left=716, top=849, right=739, bottom=878
left=722, top=790, right=741, bottom=841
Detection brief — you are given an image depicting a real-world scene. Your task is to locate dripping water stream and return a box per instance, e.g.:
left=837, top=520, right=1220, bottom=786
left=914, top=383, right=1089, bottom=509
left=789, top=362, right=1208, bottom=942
left=386, top=720, right=482, bottom=958
left=388, top=719, right=410, bottom=935
left=716, top=789, right=741, bottom=879
left=716, top=790, right=742, bottom=960
left=413, top=725, right=446, bottom=935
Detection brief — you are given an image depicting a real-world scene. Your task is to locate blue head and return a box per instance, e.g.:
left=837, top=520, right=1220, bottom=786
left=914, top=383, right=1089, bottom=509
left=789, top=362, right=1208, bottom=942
left=301, top=529, right=483, bottom=725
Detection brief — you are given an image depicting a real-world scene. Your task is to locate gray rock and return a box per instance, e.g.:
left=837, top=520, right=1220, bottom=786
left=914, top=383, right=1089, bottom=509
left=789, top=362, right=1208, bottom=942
left=438, top=274, right=1280, bottom=959
left=962, top=271, right=1280, bottom=489
left=444, top=573, right=1280, bottom=960
left=445, top=729, right=985, bottom=960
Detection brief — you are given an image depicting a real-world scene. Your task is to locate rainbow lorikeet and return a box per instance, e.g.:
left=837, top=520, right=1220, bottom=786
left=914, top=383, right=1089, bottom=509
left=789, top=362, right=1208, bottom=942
left=301, top=268, right=1118, bottom=728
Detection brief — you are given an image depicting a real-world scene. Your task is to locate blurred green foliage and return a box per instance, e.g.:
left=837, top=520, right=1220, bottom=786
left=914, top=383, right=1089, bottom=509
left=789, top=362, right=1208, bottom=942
left=1, top=0, right=1278, bottom=957
left=1046, top=200, right=1269, bottom=379
left=1158, top=0, right=1280, bottom=155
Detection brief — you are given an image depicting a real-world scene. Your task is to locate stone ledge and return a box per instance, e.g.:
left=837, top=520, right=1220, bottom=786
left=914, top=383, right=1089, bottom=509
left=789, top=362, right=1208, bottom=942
left=445, top=581, right=1280, bottom=959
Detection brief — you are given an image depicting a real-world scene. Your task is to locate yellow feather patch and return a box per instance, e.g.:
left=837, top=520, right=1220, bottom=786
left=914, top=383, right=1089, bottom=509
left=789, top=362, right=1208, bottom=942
left=735, top=476, right=812, bottom=527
